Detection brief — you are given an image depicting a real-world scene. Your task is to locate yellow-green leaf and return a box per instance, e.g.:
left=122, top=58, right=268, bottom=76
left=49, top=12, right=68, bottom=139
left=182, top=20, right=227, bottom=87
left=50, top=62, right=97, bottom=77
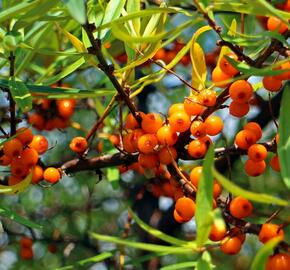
left=0, top=172, right=32, bottom=195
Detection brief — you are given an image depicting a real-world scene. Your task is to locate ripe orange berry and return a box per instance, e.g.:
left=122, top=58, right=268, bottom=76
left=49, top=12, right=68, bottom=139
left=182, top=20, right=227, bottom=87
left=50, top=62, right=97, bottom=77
left=244, top=159, right=266, bottom=176
left=199, top=135, right=212, bottom=147
left=229, top=227, right=246, bottom=244
left=270, top=154, right=281, bottom=172
left=212, top=66, right=233, bottom=88
left=244, top=122, right=262, bottom=141
left=229, top=196, right=253, bottom=219
left=190, top=121, right=207, bottom=138
left=187, top=140, right=207, bottom=158
left=20, top=237, right=33, bottom=248
left=158, top=146, right=177, bottom=165
left=204, top=115, right=224, bottom=136
left=138, top=153, right=159, bottom=169
left=137, top=134, right=158, bottom=154
left=258, top=223, right=284, bottom=243
left=156, top=125, right=178, bottom=146
left=263, top=76, right=282, bottom=92
left=47, top=243, right=58, bottom=254
left=168, top=111, right=191, bottom=132
left=175, top=197, right=196, bottom=221
left=125, top=113, right=139, bottom=129
left=0, top=155, right=11, bottom=166
left=168, top=103, right=184, bottom=116
left=141, top=113, right=163, bottom=134
left=8, top=175, right=23, bottom=186
left=10, top=161, right=29, bottom=178
left=213, top=180, right=222, bottom=198
left=275, top=61, right=290, bottom=81
left=190, top=166, right=203, bottom=187
left=235, top=130, right=257, bottom=149
left=3, top=138, right=23, bottom=159
left=69, top=137, right=88, bottom=153
left=29, top=135, right=48, bottom=155
left=16, top=127, right=33, bottom=146
left=184, top=96, right=205, bottom=116
left=229, top=80, right=253, bottom=103
left=130, top=129, right=145, bottom=150
left=220, top=236, right=242, bottom=255
left=123, top=133, right=136, bottom=153
left=198, top=89, right=217, bottom=107
left=43, top=167, right=61, bottom=183
left=32, top=165, right=43, bottom=184
left=209, top=223, right=227, bottom=241
left=19, top=148, right=39, bottom=167
left=267, top=16, right=288, bottom=33
left=28, top=113, right=45, bottom=130
left=20, top=248, right=34, bottom=260
left=108, top=134, right=120, bottom=147
left=56, top=99, right=75, bottom=119
left=173, top=209, right=189, bottom=223
left=266, top=253, right=290, bottom=270
left=248, top=144, right=267, bottom=162
left=219, top=53, right=239, bottom=76
left=229, top=101, right=249, bottom=117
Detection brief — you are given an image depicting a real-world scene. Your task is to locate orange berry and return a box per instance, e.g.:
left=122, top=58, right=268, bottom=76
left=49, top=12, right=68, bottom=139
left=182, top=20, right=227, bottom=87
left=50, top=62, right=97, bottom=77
left=184, top=96, right=205, bottom=116
left=0, top=155, right=11, bottom=166
left=141, top=113, right=163, bottom=134
left=3, top=138, right=23, bottom=159
left=43, top=167, right=61, bottom=183
left=69, top=137, right=88, bottom=153
left=108, top=134, right=120, bottom=147
left=266, top=253, right=290, bottom=270
left=190, top=121, right=207, bottom=138
left=244, top=159, right=266, bottom=177
left=209, top=223, right=227, bottom=242
left=137, top=134, right=158, bottom=154
left=20, top=237, right=33, bottom=248
left=258, top=223, right=284, bottom=243
left=229, top=227, right=246, bottom=244
left=248, top=144, right=267, bottom=162
left=244, top=122, right=262, bottom=141
left=158, top=146, right=177, bottom=165
left=263, top=76, right=282, bottom=92
left=8, top=175, right=23, bottom=186
left=28, top=113, right=45, bottom=130
left=168, top=111, right=191, bottom=132
left=190, top=166, right=203, bottom=187
left=19, top=148, right=39, bottom=167
left=10, top=161, right=29, bottom=178
left=274, top=61, right=290, bottom=81
left=212, top=66, right=233, bottom=88
left=204, top=115, right=224, bottom=136
left=219, top=53, right=239, bottom=76
left=168, top=103, right=184, bottom=116
left=175, top=197, right=196, bottom=221
left=199, top=135, right=212, bottom=147
left=123, top=132, right=137, bottom=153
left=229, top=196, right=253, bottom=219
left=47, top=243, right=58, bottom=254
left=270, top=154, right=281, bottom=172
left=173, top=209, right=189, bottom=223
left=32, top=165, right=43, bottom=184
left=220, top=236, right=242, bottom=255
left=187, top=140, right=207, bottom=158
left=156, top=125, right=178, bottom=146
left=229, top=101, right=249, bottom=117
left=229, top=80, right=253, bottom=103
left=130, top=129, right=145, bottom=150
left=213, top=180, right=222, bottom=198
left=29, top=135, right=48, bottom=155
left=16, top=127, right=33, bottom=146
left=125, top=113, right=139, bottom=129
left=198, top=89, right=217, bottom=107
left=267, top=16, right=288, bottom=33
left=235, top=130, right=257, bottom=149
left=138, top=153, right=159, bottom=169
left=20, top=247, right=34, bottom=260
left=56, top=99, right=75, bottom=119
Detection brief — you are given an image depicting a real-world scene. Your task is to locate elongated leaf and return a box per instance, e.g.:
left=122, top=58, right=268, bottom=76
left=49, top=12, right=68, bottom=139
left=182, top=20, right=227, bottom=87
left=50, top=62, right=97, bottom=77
left=278, top=83, right=290, bottom=189
left=0, top=172, right=32, bottom=195
left=0, top=207, right=42, bottom=230
left=100, top=0, right=126, bottom=39
left=130, top=210, right=194, bottom=247
left=160, top=262, right=197, bottom=270
left=0, top=0, right=42, bottom=24
left=196, top=145, right=215, bottom=247
left=250, top=237, right=282, bottom=270
left=9, top=78, right=32, bottom=112
left=213, top=167, right=289, bottom=206
left=53, top=252, right=113, bottom=270
left=42, top=57, right=85, bottom=85
left=196, top=259, right=211, bottom=270
left=62, top=0, right=86, bottom=25
left=62, top=29, right=87, bottom=52
left=90, top=233, right=195, bottom=254
left=127, top=0, right=141, bottom=35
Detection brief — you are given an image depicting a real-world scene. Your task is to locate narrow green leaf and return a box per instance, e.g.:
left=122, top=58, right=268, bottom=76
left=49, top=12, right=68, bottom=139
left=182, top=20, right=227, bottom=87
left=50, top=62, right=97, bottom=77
left=107, top=167, right=119, bottom=189
left=160, top=262, right=197, bottom=270
left=250, top=237, right=282, bottom=270
left=129, top=210, right=194, bottom=247
left=0, top=207, right=42, bottom=230
left=127, top=0, right=141, bottom=35
left=213, top=167, right=289, bottom=206
left=62, top=0, right=86, bottom=25
left=90, top=233, right=195, bottom=254
left=0, top=172, right=32, bottom=195
left=196, top=259, right=211, bottom=270
left=9, top=78, right=32, bottom=112
left=196, top=145, right=215, bottom=247
left=278, top=83, right=290, bottom=189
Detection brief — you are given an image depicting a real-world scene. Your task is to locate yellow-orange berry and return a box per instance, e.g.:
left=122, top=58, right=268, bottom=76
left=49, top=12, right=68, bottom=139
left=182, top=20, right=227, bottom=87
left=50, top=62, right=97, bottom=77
left=184, top=96, right=205, bottom=116
left=229, top=196, right=253, bottom=219
left=219, top=53, right=239, bottom=76
left=168, top=111, right=191, bottom=132
left=123, top=133, right=136, bottom=153
left=137, top=134, right=158, bottom=154
left=235, top=130, right=257, bottom=149
left=267, top=16, right=288, bottom=33
left=229, top=80, right=253, bottom=103
left=125, top=113, right=139, bottom=129
left=56, top=99, right=75, bottom=119
left=190, top=166, right=202, bottom=187
left=209, top=223, right=227, bottom=242
left=69, top=137, right=88, bottom=153
left=43, top=167, right=61, bottom=183
left=244, top=122, right=262, bottom=141
left=29, top=135, right=48, bottom=155
left=220, top=236, right=242, bottom=255
left=158, top=146, right=177, bottom=165
left=258, top=223, right=284, bottom=243
left=141, top=113, right=163, bottom=134
left=190, top=121, right=207, bottom=138
left=244, top=159, right=266, bottom=177
left=138, top=153, right=159, bottom=169
left=173, top=209, right=189, bottom=223
left=204, top=115, right=224, bottom=136
left=32, top=165, right=43, bottom=184
left=198, top=89, right=217, bottom=107
left=156, top=125, right=178, bottom=146
left=175, top=197, right=196, bottom=221
left=168, top=103, right=184, bottom=116
left=187, top=140, right=207, bottom=158
left=248, top=144, right=267, bottom=162
left=212, top=66, right=233, bottom=88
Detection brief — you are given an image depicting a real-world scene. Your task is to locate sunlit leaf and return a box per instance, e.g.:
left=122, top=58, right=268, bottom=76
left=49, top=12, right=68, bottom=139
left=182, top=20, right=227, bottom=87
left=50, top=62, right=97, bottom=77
left=160, top=262, right=197, bottom=270
left=62, top=29, right=87, bottom=52
left=62, top=0, right=86, bottom=25
left=107, top=167, right=119, bottom=189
